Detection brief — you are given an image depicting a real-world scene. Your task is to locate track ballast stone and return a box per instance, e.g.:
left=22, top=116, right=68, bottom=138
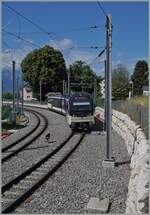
left=15, top=129, right=130, bottom=214
left=2, top=108, right=71, bottom=185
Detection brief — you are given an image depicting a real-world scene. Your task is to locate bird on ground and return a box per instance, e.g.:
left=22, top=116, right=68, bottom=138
left=45, top=133, right=50, bottom=142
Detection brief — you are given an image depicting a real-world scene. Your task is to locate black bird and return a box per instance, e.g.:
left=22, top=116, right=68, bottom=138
left=45, top=133, right=50, bottom=142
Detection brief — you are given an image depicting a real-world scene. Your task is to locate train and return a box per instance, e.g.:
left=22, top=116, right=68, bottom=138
left=47, top=92, right=94, bottom=130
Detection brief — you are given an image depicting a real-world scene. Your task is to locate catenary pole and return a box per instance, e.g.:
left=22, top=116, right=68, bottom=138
left=2, top=78, right=4, bottom=107
left=21, top=73, right=24, bottom=115
left=40, top=79, right=42, bottom=104
left=68, top=70, right=70, bottom=95
left=16, top=76, right=19, bottom=112
left=102, top=14, right=115, bottom=167
left=104, top=59, right=107, bottom=130
left=63, top=80, right=65, bottom=94
left=12, top=61, right=16, bottom=124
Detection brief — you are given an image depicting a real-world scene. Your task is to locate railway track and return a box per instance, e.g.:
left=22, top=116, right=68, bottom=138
left=2, top=108, right=48, bottom=163
left=2, top=131, right=86, bottom=213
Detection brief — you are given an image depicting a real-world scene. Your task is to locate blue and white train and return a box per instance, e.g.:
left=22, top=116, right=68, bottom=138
left=47, top=92, right=94, bottom=129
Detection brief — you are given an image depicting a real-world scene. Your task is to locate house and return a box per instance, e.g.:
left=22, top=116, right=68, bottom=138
left=20, top=84, right=33, bottom=101
left=143, top=86, right=149, bottom=96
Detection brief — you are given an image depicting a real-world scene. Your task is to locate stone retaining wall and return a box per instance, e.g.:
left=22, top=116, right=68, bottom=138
left=95, top=107, right=149, bottom=214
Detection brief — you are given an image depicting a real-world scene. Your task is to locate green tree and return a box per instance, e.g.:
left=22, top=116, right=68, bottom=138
left=131, top=60, right=149, bottom=95
left=3, top=92, right=13, bottom=99
left=21, top=45, right=67, bottom=99
left=67, top=60, right=103, bottom=104
left=112, top=64, right=130, bottom=99
left=68, top=60, right=97, bottom=93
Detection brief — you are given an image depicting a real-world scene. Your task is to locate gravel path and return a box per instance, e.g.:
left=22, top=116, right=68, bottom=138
left=2, top=108, right=71, bottom=185
left=15, top=127, right=130, bottom=213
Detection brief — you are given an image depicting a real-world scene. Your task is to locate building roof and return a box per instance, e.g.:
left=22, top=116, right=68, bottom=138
left=22, top=84, right=32, bottom=92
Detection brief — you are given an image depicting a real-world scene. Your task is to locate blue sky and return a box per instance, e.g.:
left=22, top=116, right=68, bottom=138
left=2, top=1, right=148, bottom=77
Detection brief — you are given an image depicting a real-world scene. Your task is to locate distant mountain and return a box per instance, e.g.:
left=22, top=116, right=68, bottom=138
left=2, top=69, right=22, bottom=93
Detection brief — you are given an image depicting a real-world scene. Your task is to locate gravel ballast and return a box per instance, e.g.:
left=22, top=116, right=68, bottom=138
left=14, top=127, right=130, bottom=213
left=2, top=108, right=71, bottom=185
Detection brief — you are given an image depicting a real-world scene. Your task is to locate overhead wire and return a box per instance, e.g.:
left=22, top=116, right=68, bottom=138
left=3, top=2, right=52, bottom=36
left=3, top=29, right=40, bottom=48
left=89, top=48, right=106, bottom=66
left=3, top=2, right=101, bottom=45
left=69, top=46, right=104, bottom=50
left=10, top=25, right=101, bottom=36
left=3, top=2, right=105, bottom=68
left=97, top=1, right=108, bottom=18
left=3, top=2, right=100, bottom=38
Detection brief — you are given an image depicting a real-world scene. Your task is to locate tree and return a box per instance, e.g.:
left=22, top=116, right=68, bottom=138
left=3, top=92, right=13, bottom=99
left=21, top=45, right=67, bottom=99
left=68, top=60, right=96, bottom=93
left=67, top=60, right=102, bottom=104
left=131, top=60, right=149, bottom=95
left=112, top=64, right=130, bottom=99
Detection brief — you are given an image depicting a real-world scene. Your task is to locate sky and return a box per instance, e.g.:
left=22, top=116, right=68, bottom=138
left=2, top=1, right=149, bottom=78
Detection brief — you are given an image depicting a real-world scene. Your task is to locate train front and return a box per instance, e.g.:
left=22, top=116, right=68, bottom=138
left=67, top=92, right=94, bottom=129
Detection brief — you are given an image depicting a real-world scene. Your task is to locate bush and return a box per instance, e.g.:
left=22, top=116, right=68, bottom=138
left=2, top=105, right=12, bottom=120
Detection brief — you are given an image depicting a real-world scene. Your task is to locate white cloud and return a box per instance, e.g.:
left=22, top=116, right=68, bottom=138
left=68, top=50, right=95, bottom=64
left=49, top=38, right=74, bottom=50
left=59, top=38, right=74, bottom=50
left=115, top=60, right=122, bottom=65
left=2, top=46, right=33, bottom=70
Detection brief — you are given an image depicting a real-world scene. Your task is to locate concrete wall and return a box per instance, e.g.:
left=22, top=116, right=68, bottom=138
left=95, top=107, right=149, bottom=214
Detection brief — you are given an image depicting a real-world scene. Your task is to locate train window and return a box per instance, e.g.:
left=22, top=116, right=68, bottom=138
left=74, top=96, right=89, bottom=101
left=73, top=102, right=90, bottom=105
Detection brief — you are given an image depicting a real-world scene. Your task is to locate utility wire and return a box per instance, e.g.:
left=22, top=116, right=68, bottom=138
left=97, top=1, right=113, bottom=28
left=52, top=25, right=100, bottom=34
left=89, top=48, right=106, bottom=66
left=3, top=2, right=52, bottom=36
left=4, top=2, right=101, bottom=37
left=97, top=1, right=108, bottom=18
left=3, top=29, right=40, bottom=48
left=2, top=39, right=12, bottom=49
left=10, top=25, right=101, bottom=36
left=69, top=46, right=104, bottom=50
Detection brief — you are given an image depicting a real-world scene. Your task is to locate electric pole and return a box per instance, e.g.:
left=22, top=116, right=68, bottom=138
left=63, top=80, right=65, bottom=95
left=68, top=70, right=70, bottom=95
left=21, top=73, right=24, bottom=115
left=2, top=78, right=4, bottom=107
left=16, top=76, right=19, bottom=113
left=64, top=81, right=67, bottom=94
left=104, top=59, right=107, bottom=130
left=102, top=14, right=115, bottom=167
left=40, top=79, right=42, bottom=104
left=12, top=61, right=16, bottom=125
left=94, top=77, right=97, bottom=105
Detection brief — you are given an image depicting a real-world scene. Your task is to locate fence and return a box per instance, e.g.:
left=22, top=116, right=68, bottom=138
left=97, top=99, right=148, bottom=139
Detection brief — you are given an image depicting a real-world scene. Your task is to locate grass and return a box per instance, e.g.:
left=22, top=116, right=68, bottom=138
left=2, top=106, right=27, bottom=133
left=128, top=95, right=148, bottom=107
left=2, top=121, right=14, bottom=131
